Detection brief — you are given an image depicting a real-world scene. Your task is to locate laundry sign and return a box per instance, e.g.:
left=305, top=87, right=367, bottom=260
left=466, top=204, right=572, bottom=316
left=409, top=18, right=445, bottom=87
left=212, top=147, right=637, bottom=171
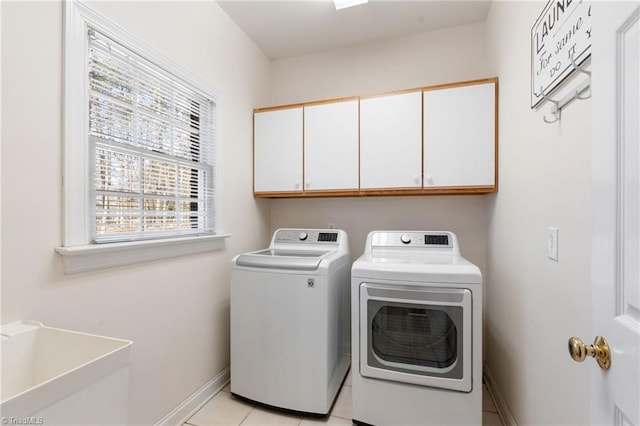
left=531, top=0, right=592, bottom=108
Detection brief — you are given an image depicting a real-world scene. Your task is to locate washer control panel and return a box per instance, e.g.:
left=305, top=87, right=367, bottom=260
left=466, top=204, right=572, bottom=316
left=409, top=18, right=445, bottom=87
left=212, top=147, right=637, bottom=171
left=274, top=229, right=340, bottom=245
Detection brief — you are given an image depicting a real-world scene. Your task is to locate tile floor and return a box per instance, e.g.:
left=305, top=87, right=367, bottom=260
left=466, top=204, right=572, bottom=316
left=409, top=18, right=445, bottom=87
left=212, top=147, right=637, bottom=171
left=184, top=371, right=505, bottom=426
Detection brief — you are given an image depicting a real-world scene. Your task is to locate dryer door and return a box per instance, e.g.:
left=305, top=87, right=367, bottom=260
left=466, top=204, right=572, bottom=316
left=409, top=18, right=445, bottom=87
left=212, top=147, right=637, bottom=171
left=359, top=283, right=473, bottom=392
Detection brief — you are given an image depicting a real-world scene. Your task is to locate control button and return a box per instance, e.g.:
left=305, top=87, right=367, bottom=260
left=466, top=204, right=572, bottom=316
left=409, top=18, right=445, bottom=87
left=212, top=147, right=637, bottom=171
left=400, top=234, right=411, bottom=244
left=298, top=232, right=308, bottom=241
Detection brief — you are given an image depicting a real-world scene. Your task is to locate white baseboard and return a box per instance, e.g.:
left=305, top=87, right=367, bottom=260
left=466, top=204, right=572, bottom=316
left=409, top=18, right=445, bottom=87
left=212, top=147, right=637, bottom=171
left=483, top=365, right=518, bottom=426
left=155, top=366, right=230, bottom=426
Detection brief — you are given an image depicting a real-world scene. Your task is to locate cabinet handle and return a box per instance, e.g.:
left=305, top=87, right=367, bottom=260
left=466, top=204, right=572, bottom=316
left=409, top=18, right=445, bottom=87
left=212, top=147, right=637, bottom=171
left=306, top=180, right=311, bottom=188
left=413, top=174, right=421, bottom=185
left=295, top=181, right=301, bottom=189
left=425, top=174, right=434, bottom=185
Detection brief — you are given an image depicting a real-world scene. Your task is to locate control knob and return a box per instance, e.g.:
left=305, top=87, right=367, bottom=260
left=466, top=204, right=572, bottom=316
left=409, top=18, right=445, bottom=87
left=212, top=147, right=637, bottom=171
left=298, top=232, right=308, bottom=241
left=400, top=234, right=411, bottom=244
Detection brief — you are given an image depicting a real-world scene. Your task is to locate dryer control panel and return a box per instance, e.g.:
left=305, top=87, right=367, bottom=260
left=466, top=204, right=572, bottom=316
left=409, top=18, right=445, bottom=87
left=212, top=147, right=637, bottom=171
left=368, top=231, right=459, bottom=254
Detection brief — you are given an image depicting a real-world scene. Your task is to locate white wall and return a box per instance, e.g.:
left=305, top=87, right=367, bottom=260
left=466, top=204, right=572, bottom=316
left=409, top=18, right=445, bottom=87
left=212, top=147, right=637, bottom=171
left=270, top=196, right=490, bottom=277
left=268, top=22, right=492, bottom=274
left=485, top=2, right=591, bottom=424
left=269, top=22, right=489, bottom=105
left=0, top=1, right=270, bottom=424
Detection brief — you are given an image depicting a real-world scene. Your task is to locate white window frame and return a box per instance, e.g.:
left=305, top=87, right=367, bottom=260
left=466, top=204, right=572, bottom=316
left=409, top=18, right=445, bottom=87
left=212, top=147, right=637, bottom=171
left=57, top=1, right=228, bottom=274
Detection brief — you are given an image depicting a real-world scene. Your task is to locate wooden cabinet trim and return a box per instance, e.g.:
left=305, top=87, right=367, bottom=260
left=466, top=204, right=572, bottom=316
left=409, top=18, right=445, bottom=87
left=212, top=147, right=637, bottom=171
left=303, top=96, right=360, bottom=107
left=421, top=77, right=498, bottom=93
left=358, top=87, right=423, bottom=101
left=255, top=186, right=497, bottom=199
left=254, top=103, right=305, bottom=113
left=494, top=78, right=500, bottom=192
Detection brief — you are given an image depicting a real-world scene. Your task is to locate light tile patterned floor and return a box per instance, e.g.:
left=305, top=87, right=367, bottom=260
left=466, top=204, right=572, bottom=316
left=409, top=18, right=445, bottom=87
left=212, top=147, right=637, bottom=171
left=184, top=371, right=504, bottom=426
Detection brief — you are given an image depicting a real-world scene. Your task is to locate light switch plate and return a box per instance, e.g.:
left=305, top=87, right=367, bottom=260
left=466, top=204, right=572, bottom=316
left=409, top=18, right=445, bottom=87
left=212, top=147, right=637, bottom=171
left=548, top=227, right=559, bottom=261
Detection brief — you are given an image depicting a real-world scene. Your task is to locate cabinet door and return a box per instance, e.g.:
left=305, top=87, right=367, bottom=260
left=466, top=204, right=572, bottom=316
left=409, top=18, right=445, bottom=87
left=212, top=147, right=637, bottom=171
left=254, top=107, right=303, bottom=193
left=304, top=100, right=359, bottom=191
left=360, top=91, right=423, bottom=190
left=423, top=82, right=496, bottom=188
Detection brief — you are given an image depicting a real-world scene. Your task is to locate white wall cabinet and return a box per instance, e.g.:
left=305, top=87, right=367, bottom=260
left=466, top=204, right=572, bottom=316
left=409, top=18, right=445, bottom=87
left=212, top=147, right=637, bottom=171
left=304, top=100, right=359, bottom=191
left=359, top=91, right=423, bottom=190
left=253, top=78, right=498, bottom=198
left=253, top=107, right=303, bottom=193
left=423, top=81, right=496, bottom=188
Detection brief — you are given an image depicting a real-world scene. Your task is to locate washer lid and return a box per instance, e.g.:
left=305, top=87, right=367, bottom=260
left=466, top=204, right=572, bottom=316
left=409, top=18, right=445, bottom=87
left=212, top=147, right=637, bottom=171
left=234, top=248, right=333, bottom=271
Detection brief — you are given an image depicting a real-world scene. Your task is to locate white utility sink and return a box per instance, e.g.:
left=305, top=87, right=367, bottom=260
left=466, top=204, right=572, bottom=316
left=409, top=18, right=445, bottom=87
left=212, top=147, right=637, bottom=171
left=0, top=320, right=132, bottom=425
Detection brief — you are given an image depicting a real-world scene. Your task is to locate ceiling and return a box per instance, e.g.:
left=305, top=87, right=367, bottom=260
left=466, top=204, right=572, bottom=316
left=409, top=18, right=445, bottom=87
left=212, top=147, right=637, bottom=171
left=217, top=0, right=493, bottom=60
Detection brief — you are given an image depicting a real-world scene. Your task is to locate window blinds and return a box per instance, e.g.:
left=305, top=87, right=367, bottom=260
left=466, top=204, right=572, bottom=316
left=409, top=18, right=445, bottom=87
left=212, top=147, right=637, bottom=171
left=87, top=27, right=215, bottom=243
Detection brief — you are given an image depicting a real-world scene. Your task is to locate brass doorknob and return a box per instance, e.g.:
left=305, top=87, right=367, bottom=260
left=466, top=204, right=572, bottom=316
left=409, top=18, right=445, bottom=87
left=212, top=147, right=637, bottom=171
left=568, top=336, right=611, bottom=370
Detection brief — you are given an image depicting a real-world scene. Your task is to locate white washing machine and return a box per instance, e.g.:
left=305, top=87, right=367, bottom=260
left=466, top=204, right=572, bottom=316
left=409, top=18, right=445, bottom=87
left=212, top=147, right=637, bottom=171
left=351, top=230, right=482, bottom=426
left=231, top=228, right=351, bottom=416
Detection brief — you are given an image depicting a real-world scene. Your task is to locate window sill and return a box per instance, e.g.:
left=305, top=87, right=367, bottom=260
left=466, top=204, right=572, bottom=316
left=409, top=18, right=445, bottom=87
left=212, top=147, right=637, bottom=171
left=55, top=234, right=231, bottom=274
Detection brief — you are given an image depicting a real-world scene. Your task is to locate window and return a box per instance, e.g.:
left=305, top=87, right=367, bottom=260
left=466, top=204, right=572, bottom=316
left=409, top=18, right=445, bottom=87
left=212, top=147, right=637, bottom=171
left=58, top=2, right=227, bottom=273
left=88, top=27, right=215, bottom=243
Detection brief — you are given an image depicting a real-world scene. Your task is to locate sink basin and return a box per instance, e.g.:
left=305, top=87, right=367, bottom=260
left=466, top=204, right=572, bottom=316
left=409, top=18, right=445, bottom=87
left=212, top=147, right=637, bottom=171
left=1, top=320, right=132, bottom=425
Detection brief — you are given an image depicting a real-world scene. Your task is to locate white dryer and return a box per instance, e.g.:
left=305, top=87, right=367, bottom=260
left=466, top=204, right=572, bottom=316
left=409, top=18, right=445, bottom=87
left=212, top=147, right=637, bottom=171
left=231, top=229, right=351, bottom=416
left=351, top=231, right=482, bottom=426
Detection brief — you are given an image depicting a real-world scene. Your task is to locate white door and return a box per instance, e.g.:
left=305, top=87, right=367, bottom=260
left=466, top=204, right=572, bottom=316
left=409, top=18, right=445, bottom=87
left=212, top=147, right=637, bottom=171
left=590, top=2, right=640, bottom=425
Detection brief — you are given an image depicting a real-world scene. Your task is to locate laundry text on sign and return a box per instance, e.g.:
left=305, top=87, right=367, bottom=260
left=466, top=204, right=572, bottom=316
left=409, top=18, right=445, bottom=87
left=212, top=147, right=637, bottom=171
left=531, top=0, right=591, bottom=108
